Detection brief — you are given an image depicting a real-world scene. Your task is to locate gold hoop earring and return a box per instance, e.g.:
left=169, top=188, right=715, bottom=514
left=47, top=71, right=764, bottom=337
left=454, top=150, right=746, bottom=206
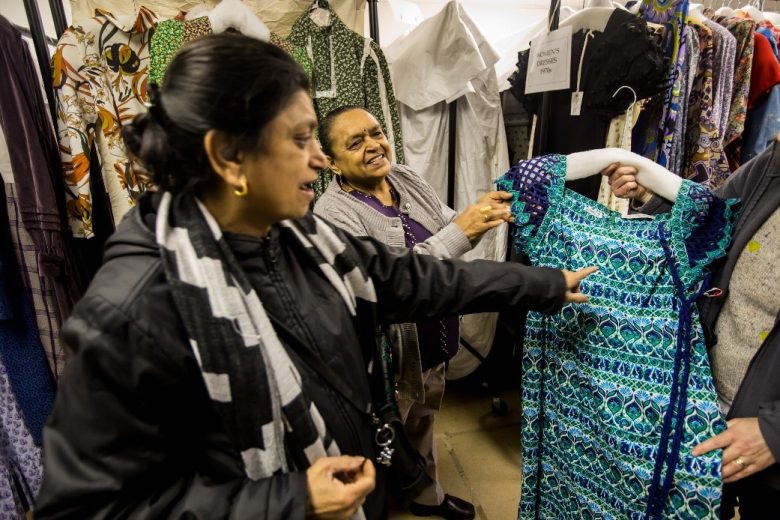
left=233, top=179, right=248, bottom=197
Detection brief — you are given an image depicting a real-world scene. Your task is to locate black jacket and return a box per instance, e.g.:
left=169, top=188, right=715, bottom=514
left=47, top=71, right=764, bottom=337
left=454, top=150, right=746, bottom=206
left=640, top=140, right=780, bottom=489
left=35, top=193, right=565, bottom=519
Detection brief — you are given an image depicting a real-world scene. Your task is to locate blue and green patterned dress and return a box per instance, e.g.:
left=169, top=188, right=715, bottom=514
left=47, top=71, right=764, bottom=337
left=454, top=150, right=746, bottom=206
left=497, top=155, right=739, bottom=520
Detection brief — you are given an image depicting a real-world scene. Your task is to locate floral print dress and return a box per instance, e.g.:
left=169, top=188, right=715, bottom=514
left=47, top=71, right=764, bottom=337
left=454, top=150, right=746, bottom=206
left=52, top=7, right=158, bottom=238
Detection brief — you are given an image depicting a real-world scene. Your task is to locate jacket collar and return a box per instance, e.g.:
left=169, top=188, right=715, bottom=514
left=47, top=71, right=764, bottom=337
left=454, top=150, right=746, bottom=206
left=94, top=6, right=157, bottom=34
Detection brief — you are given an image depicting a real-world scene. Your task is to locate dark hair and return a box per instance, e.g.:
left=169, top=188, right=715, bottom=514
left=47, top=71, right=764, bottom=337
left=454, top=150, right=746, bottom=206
left=317, top=105, right=365, bottom=157
left=122, top=33, right=310, bottom=193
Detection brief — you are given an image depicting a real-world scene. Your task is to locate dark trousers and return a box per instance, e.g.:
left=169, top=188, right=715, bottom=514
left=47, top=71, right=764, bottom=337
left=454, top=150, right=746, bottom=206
left=722, top=480, right=780, bottom=519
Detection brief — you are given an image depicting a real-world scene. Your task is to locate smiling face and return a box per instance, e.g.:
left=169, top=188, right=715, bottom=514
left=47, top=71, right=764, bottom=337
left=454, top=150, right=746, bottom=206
left=240, top=90, right=326, bottom=224
left=326, top=108, right=393, bottom=187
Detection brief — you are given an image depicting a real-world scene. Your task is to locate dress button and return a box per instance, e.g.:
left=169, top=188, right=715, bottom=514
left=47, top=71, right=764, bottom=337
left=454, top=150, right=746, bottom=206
left=404, top=203, right=411, bottom=212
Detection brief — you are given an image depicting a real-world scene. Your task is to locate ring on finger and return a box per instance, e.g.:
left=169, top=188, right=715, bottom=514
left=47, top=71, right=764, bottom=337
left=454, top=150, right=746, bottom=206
left=483, top=214, right=490, bottom=222
left=479, top=205, right=492, bottom=214
left=734, top=457, right=747, bottom=469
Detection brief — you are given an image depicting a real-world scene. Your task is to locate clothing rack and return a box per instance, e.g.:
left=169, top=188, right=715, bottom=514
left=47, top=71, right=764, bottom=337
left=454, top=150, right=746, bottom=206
left=20, top=0, right=67, bottom=126
left=536, top=0, right=561, bottom=157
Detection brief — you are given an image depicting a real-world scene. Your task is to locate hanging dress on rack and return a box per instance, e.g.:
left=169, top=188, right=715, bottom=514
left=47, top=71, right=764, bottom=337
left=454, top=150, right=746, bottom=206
left=635, top=0, right=689, bottom=168
left=498, top=154, right=739, bottom=519
left=510, top=8, right=664, bottom=200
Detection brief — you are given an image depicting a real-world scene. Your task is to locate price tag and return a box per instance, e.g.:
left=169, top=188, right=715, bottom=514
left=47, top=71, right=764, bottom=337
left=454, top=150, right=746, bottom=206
left=525, top=26, right=572, bottom=95
left=571, top=91, right=584, bottom=116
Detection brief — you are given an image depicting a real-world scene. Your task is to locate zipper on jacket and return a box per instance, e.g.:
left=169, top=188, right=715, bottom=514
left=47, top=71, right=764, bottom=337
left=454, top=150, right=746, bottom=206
left=262, top=240, right=365, bottom=454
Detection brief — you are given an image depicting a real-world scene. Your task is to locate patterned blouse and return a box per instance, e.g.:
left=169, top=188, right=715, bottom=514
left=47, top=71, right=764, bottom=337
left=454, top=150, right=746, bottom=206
left=288, top=0, right=404, bottom=169
left=498, top=155, right=739, bottom=519
left=638, top=0, right=690, bottom=168
left=684, top=22, right=731, bottom=188
left=149, top=17, right=312, bottom=86
left=52, top=7, right=158, bottom=238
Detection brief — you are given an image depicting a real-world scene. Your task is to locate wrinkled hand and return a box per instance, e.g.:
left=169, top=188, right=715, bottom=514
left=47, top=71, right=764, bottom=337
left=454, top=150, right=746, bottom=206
left=306, top=456, right=376, bottom=519
left=601, top=163, right=652, bottom=203
left=562, top=267, right=597, bottom=303
left=453, top=191, right=514, bottom=242
left=692, top=417, right=777, bottom=484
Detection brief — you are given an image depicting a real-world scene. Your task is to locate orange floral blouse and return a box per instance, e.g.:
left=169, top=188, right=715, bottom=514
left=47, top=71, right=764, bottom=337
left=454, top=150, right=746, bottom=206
left=52, top=7, right=157, bottom=238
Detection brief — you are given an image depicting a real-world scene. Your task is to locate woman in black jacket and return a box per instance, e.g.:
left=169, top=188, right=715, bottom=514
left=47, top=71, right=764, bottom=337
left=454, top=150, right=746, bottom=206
left=34, top=34, right=593, bottom=519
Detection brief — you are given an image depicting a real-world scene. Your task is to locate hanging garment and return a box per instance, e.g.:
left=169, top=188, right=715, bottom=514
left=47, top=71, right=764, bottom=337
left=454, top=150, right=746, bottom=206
left=637, top=0, right=689, bottom=168
left=148, top=16, right=212, bottom=85
left=597, top=102, right=642, bottom=215
left=756, top=26, right=780, bottom=59
left=69, top=0, right=366, bottom=39
left=385, top=1, right=509, bottom=361
left=748, top=32, right=780, bottom=109
left=705, top=19, right=737, bottom=145
left=4, top=182, right=65, bottom=380
left=0, top=182, right=57, bottom=445
left=716, top=16, right=756, bottom=169
left=685, top=22, right=731, bottom=188
left=0, top=358, right=43, bottom=519
left=53, top=7, right=158, bottom=238
left=498, top=155, right=739, bottom=519
left=665, top=24, right=698, bottom=178
left=0, top=17, right=87, bottom=322
left=742, top=84, right=780, bottom=163
left=510, top=8, right=664, bottom=199
left=289, top=0, right=403, bottom=165
left=149, top=16, right=312, bottom=86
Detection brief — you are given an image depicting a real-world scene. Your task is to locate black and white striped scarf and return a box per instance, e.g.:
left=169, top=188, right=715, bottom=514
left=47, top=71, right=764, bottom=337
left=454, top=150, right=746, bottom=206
left=155, top=192, right=377, bottom=515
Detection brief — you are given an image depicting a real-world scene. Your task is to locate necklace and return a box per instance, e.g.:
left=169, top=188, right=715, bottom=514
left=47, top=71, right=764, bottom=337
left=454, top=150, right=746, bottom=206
left=347, top=185, right=453, bottom=363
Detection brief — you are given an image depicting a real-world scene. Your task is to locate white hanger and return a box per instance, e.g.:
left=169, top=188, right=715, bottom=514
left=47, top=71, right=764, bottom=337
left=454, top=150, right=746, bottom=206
left=715, top=6, right=736, bottom=17
left=688, top=3, right=707, bottom=23
left=565, top=148, right=682, bottom=203
left=207, top=0, right=271, bottom=41
left=765, top=12, right=780, bottom=26
left=740, top=4, right=767, bottom=21
left=309, top=0, right=331, bottom=27
left=559, top=6, right=614, bottom=33
left=185, top=3, right=210, bottom=21
left=587, top=0, right=613, bottom=7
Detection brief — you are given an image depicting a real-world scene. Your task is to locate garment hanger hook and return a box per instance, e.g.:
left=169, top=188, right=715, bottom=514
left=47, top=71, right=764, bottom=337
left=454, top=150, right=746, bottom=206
left=612, top=85, right=638, bottom=108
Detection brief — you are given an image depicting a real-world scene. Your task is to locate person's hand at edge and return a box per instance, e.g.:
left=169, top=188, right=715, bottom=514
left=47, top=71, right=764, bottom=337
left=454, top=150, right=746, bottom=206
left=306, top=456, right=376, bottom=519
left=562, top=266, right=598, bottom=303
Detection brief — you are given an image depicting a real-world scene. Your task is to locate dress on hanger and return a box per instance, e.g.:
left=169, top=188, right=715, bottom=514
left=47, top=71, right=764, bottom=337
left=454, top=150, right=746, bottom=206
left=636, top=0, right=689, bottom=169
left=685, top=22, right=731, bottom=187
left=385, top=2, right=510, bottom=363
left=715, top=16, right=756, bottom=169
left=511, top=9, right=664, bottom=200
left=705, top=19, right=737, bottom=145
left=53, top=7, right=158, bottom=238
left=149, top=16, right=312, bottom=86
left=0, top=358, right=42, bottom=519
left=498, top=154, right=738, bottom=519
left=288, top=0, right=403, bottom=166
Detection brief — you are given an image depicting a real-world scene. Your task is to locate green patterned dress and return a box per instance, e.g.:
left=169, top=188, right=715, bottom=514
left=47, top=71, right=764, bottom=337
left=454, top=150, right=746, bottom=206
left=497, top=155, right=739, bottom=520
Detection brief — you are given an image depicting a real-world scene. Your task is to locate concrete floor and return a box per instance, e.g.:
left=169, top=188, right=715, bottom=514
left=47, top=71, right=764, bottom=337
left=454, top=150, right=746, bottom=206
left=389, top=386, right=523, bottom=520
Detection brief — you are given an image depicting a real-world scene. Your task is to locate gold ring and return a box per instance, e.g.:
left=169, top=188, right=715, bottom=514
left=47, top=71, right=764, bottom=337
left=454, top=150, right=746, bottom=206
left=479, top=205, right=492, bottom=214
left=735, top=457, right=746, bottom=469
left=483, top=214, right=490, bottom=222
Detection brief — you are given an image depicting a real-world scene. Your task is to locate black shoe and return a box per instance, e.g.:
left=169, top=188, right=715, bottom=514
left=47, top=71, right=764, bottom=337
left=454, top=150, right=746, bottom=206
left=409, top=494, right=476, bottom=520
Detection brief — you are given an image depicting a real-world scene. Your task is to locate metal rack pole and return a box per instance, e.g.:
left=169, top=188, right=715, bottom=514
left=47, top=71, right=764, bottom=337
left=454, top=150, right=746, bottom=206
left=48, top=0, right=69, bottom=38
left=446, top=101, right=457, bottom=208
left=22, top=0, right=58, bottom=126
left=367, top=0, right=380, bottom=43
left=535, top=0, right=561, bottom=155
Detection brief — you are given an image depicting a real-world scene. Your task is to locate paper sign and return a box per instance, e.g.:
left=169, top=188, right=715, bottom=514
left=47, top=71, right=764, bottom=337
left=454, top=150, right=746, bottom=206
left=525, top=26, right=572, bottom=95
